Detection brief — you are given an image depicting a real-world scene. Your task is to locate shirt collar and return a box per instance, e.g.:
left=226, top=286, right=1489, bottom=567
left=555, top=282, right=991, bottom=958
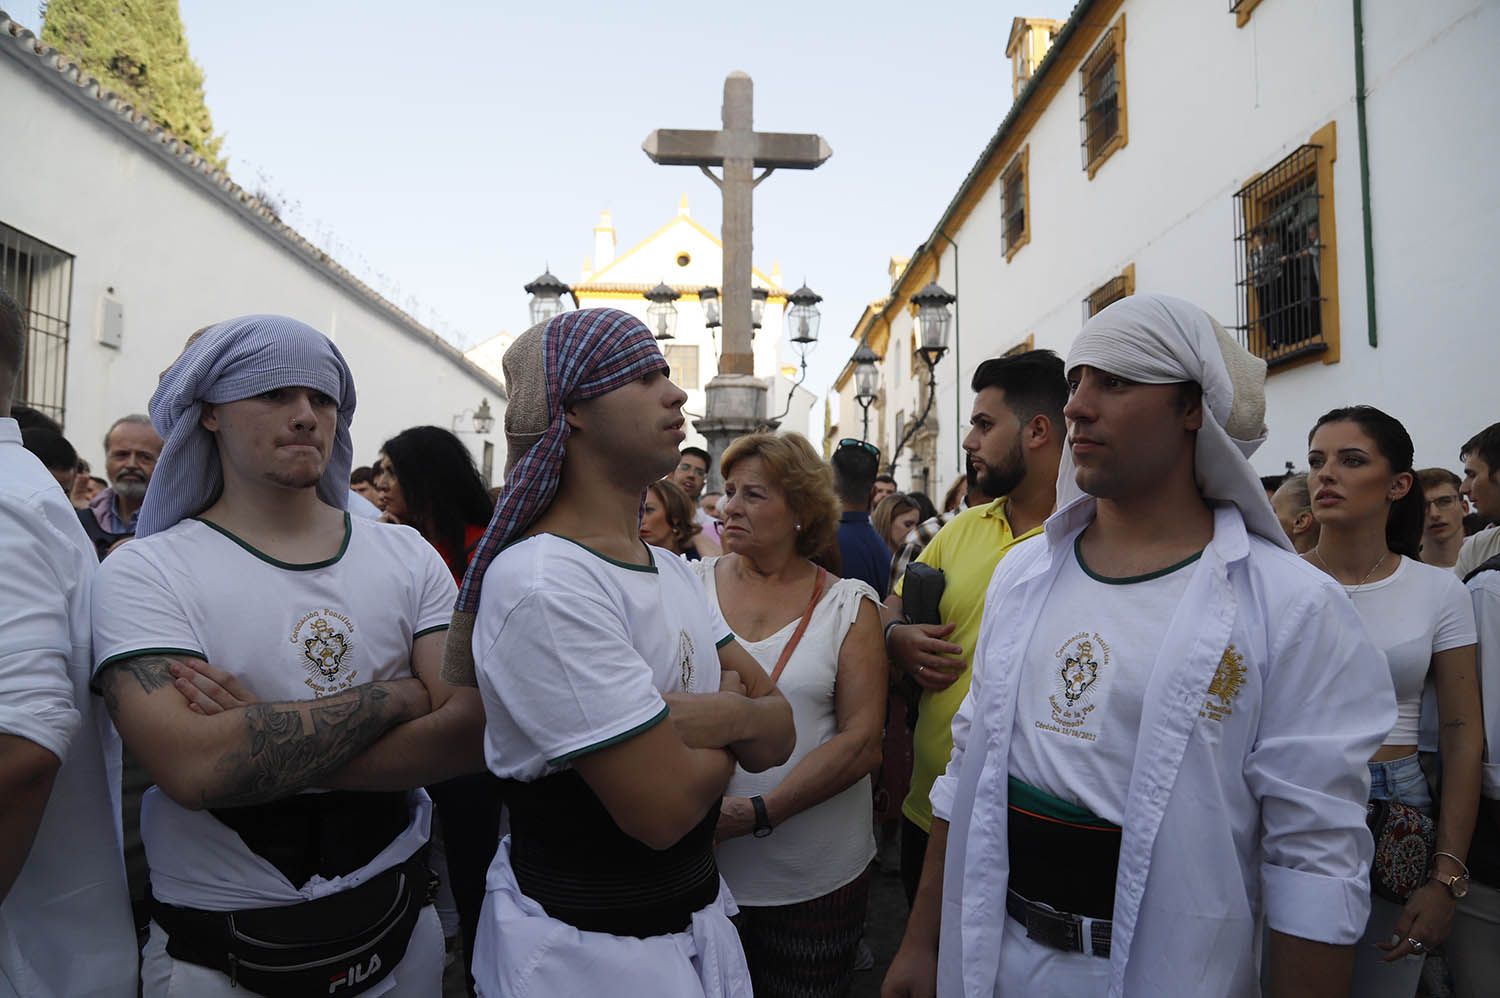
left=1041, top=493, right=1250, bottom=565
left=840, top=510, right=871, bottom=524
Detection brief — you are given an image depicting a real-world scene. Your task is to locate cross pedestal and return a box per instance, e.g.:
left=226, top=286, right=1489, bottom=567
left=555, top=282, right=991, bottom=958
left=644, top=72, right=830, bottom=487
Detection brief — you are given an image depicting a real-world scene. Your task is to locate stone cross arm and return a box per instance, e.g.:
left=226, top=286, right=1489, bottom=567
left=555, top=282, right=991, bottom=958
left=643, top=128, right=832, bottom=170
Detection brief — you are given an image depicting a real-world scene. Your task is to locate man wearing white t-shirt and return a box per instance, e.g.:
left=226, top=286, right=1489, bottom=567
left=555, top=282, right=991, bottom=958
left=1456, top=424, right=1500, bottom=579
left=884, top=295, right=1395, bottom=998
left=441, top=308, right=794, bottom=996
left=0, top=288, right=136, bottom=996
left=92, top=315, right=484, bottom=997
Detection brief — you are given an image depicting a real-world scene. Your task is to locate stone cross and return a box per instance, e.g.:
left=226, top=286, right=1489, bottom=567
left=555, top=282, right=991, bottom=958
left=643, top=72, right=831, bottom=377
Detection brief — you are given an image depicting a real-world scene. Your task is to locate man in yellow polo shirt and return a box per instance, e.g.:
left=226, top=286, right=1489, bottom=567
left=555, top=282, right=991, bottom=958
left=883, top=350, right=1065, bottom=903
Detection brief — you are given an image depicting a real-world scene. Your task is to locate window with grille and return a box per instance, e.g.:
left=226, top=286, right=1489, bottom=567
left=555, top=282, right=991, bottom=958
left=1079, top=16, right=1128, bottom=177
left=1002, top=146, right=1030, bottom=260
left=1233, top=145, right=1329, bottom=366
left=1084, top=265, right=1135, bottom=319
left=0, top=223, right=73, bottom=428
left=664, top=344, right=700, bottom=390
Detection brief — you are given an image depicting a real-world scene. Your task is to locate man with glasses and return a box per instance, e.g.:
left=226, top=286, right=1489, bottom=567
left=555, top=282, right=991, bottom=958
left=1420, top=468, right=1468, bottom=569
left=832, top=438, right=891, bottom=597
left=670, top=446, right=722, bottom=553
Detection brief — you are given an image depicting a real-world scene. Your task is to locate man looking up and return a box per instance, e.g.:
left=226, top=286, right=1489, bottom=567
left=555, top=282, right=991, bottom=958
left=79, top=413, right=161, bottom=559
left=1457, top=424, right=1500, bottom=579
left=1270, top=471, right=1320, bottom=554
left=1420, top=467, right=1467, bottom=569
left=92, top=315, right=485, bottom=996
left=884, top=295, right=1395, bottom=998
left=832, top=438, right=891, bottom=597
left=880, top=350, right=1065, bottom=905
left=443, top=308, right=794, bottom=996
left=0, top=288, right=136, bottom=996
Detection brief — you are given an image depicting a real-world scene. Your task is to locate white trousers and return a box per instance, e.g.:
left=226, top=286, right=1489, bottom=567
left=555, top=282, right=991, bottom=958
left=140, top=906, right=443, bottom=997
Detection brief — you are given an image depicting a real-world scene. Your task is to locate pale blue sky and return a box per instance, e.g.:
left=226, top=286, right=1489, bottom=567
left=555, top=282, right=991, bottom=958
left=22, top=0, right=1075, bottom=396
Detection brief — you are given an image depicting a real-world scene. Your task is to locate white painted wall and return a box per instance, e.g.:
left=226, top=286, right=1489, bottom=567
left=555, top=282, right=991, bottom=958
left=0, top=49, right=505, bottom=475
left=855, top=0, right=1498, bottom=483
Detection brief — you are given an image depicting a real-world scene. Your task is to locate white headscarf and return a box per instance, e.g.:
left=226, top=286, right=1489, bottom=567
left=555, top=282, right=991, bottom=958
left=137, top=315, right=356, bottom=537
left=1058, top=293, right=1291, bottom=550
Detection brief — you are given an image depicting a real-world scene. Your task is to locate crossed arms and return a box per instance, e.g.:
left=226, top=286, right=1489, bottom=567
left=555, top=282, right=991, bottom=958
left=97, top=629, right=486, bottom=810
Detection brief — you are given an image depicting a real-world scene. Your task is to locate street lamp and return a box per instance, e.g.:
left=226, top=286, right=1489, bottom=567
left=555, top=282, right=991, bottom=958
left=698, top=286, right=721, bottom=329
left=644, top=281, right=682, bottom=340
left=852, top=339, right=880, bottom=442
left=524, top=268, right=573, bottom=326
left=451, top=397, right=496, bottom=435
left=750, top=286, right=769, bottom=330
left=766, top=283, right=824, bottom=428
left=890, top=281, right=956, bottom=474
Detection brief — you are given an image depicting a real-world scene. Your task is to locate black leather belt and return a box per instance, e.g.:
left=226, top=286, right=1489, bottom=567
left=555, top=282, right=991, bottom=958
left=1006, top=888, right=1112, bottom=959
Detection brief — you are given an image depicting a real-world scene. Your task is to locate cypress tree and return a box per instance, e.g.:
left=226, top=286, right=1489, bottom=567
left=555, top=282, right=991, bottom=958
left=42, top=0, right=225, bottom=168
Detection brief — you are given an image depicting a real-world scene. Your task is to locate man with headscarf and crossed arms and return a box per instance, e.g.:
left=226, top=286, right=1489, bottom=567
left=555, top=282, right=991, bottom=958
left=442, top=308, right=794, bottom=996
left=884, top=294, right=1396, bottom=997
left=92, top=315, right=484, bottom=997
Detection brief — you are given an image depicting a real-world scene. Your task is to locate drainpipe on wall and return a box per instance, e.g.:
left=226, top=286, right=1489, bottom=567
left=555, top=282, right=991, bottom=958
left=1353, top=0, right=1378, bottom=348
left=933, top=229, right=960, bottom=478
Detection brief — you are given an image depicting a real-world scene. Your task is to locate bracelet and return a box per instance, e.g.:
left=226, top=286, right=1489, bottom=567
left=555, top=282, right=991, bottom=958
left=883, top=618, right=906, bottom=644
left=1433, top=851, right=1471, bottom=879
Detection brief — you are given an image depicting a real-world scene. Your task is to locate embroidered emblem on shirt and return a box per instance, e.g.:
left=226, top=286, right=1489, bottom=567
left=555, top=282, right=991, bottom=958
left=290, top=609, right=357, bottom=695
left=678, top=629, right=696, bottom=691
left=1039, top=630, right=1111, bottom=741
left=1199, top=644, right=1246, bottom=722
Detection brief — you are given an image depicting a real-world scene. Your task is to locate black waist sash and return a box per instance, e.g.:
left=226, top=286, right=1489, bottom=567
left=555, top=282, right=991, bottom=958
left=504, top=770, right=720, bottom=938
left=1007, top=777, right=1121, bottom=921
left=211, top=790, right=409, bottom=887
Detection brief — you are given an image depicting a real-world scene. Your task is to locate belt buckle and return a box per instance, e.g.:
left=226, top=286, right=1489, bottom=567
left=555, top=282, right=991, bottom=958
left=1024, top=901, right=1084, bottom=954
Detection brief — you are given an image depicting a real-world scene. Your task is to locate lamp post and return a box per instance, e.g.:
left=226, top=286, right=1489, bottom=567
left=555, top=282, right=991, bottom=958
left=450, top=397, right=496, bottom=435
left=524, top=268, right=574, bottom=326
left=750, top=286, right=769, bottom=332
left=765, top=283, right=822, bottom=427
left=889, top=281, right=955, bottom=474
left=698, top=286, right=721, bottom=329
left=852, top=339, right=880, bottom=442
left=644, top=282, right=682, bottom=341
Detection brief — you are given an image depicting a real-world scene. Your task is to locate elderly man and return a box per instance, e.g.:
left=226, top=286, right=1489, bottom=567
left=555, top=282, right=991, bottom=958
left=444, top=307, right=794, bottom=996
left=92, top=315, right=485, bottom=996
left=884, top=295, right=1395, bottom=997
left=0, top=288, right=136, bottom=995
left=78, top=413, right=162, bottom=559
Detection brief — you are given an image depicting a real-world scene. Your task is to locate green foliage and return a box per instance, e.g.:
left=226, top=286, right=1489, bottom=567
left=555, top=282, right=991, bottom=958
left=42, top=0, right=225, bottom=169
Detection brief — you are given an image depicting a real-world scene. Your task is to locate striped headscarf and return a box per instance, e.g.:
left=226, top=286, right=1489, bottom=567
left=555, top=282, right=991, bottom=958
left=137, top=314, right=356, bottom=537
left=444, top=308, right=668, bottom=675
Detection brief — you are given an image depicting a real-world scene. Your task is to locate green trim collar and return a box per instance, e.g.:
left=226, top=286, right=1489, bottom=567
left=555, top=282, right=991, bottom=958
left=192, top=513, right=352, bottom=571
left=546, top=533, right=658, bottom=573
left=1074, top=534, right=1203, bottom=585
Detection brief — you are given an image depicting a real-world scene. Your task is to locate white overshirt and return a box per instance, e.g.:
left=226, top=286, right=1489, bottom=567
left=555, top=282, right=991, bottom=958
left=1469, top=568, right=1500, bottom=798
left=1454, top=524, right=1500, bottom=580
left=931, top=499, right=1396, bottom=998
left=0, top=418, right=135, bottom=998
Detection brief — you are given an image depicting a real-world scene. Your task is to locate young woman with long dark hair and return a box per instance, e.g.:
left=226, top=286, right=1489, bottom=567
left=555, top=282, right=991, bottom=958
left=378, top=426, right=494, bottom=584
left=1305, top=406, right=1480, bottom=996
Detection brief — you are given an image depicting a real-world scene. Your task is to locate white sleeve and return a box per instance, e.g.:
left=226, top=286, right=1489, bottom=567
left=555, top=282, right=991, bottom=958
left=411, top=541, right=459, bottom=638
left=90, top=544, right=204, bottom=675
left=478, top=588, right=669, bottom=766
left=1250, top=585, right=1397, bottom=945
left=1431, top=569, right=1478, bottom=653
left=1470, top=577, right=1500, bottom=798
left=0, top=499, right=81, bottom=762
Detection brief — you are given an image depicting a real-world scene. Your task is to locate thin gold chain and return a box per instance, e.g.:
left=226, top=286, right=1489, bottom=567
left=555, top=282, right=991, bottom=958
left=1312, top=546, right=1390, bottom=596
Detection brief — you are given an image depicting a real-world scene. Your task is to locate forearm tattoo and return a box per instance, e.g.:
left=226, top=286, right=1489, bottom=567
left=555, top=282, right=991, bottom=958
left=203, top=684, right=400, bottom=808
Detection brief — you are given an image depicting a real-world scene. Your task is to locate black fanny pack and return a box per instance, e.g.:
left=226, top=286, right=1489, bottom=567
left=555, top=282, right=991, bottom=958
left=1007, top=778, right=1122, bottom=921
left=151, top=850, right=433, bottom=997
left=505, top=769, right=721, bottom=938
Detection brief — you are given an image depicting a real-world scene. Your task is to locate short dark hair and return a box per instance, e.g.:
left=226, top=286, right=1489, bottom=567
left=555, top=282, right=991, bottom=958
left=679, top=446, right=711, bottom=472
left=1461, top=423, right=1500, bottom=473
left=21, top=427, right=77, bottom=472
left=830, top=440, right=880, bottom=505
left=1260, top=474, right=1288, bottom=494
left=1417, top=467, right=1462, bottom=493
left=0, top=287, right=23, bottom=390
left=350, top=465, right=376, bottom=486
left=10, top=404, right=61, bottom=434
left=970, top=349, right=1067, bottom=428
left=874, top=473, right=897, bottom=487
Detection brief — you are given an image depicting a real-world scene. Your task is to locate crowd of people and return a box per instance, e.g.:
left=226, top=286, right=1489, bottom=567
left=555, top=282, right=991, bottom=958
left=1, top=288, right=1497, bottom=998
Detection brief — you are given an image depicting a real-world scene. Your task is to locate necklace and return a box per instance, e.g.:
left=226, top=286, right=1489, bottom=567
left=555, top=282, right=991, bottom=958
left=1312, top=546, right=1390, bottom=596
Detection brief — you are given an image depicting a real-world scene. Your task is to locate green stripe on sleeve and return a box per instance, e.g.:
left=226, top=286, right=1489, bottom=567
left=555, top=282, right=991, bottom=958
left=715, top=633, right=736, bottom=649
left=547, top=704, right=670, bottom=766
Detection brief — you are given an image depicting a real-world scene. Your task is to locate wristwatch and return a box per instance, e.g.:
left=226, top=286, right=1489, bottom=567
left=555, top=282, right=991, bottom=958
left=750, top=795, right=774, bottom=838
left=1431, top=871, right=1470, bottom=899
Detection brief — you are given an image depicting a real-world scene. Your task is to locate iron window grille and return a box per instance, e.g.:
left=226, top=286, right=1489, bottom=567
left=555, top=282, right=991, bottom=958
left=1085, top=274, right=1131, bottom=319
left=1002, top=148, right=1029, bottom=259
left=1233, top=145, right=1326, bottom=366
left=1079, top=19, right=1126, bottom=174
left=664, top=343, right=700, bottom=390
left=0, top=223, right=73, bottom=428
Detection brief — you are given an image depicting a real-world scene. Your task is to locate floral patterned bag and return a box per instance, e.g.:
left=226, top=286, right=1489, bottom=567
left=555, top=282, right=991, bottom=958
left=1366, top=799, right=1436, bottom=903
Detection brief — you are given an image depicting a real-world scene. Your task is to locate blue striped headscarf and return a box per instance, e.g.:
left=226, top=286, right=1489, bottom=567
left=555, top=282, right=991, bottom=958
left=137, top=314, right=356, bottom=537
left=444, top=308, right=667, bottom=674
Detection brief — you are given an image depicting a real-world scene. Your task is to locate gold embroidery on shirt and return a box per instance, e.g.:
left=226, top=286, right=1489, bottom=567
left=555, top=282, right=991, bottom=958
left=290, top=609, right=357, bottom=695
left=1199, top=644, right=1245, bottom=722
left=1041, top=631, right=1110, bottom=741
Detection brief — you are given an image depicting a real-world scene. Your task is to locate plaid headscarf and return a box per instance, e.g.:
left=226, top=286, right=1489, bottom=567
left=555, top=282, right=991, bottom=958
left=444, top=308, right=668, bottom=677
left=137, top=315, right=356, bottom=537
